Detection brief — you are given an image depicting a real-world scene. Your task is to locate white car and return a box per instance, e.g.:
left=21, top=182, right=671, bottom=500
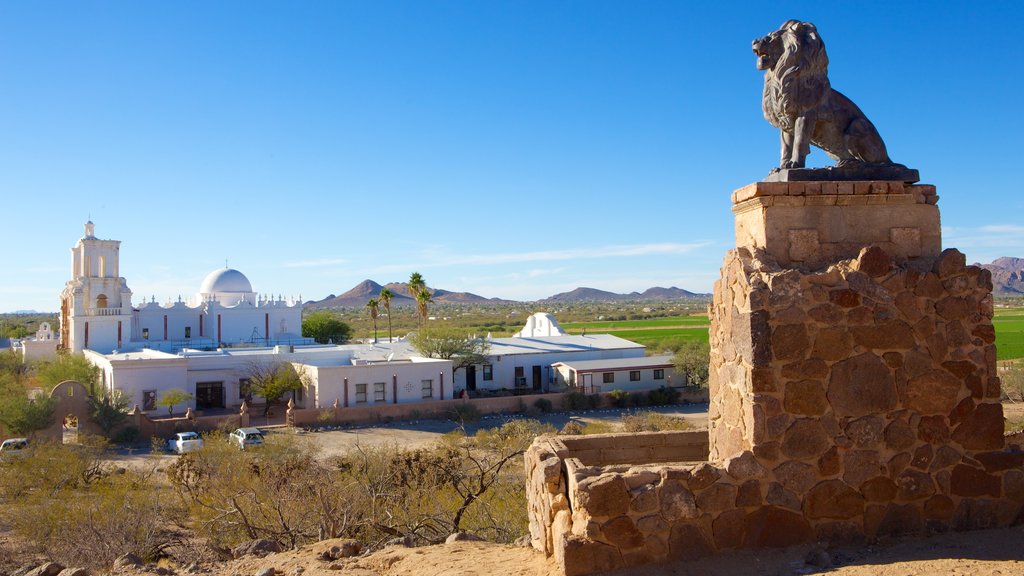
left=229, top=427, right=264, bottom=450
left=0, top=438, right=28, bottom=454
left=168, top=432, right=204, bottom=454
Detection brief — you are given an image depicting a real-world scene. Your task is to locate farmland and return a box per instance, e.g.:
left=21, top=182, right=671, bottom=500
left=560, top=307, right=1024, bottom=360
left=994, top=307, right=1024, bottom=360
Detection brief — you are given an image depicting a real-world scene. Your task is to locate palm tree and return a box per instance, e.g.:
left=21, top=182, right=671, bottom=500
left=415, top=289, right=432, bottom=323
left=408, top=272, right=429, bottom=323
left=366, top=298, right=379, bottom=343
left=379, top=287, right=394, bottom=343
left=408, top=272, right=425, bottom=298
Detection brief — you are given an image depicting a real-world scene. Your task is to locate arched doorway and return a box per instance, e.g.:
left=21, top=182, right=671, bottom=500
left=62, top=414, right=79, bottom=444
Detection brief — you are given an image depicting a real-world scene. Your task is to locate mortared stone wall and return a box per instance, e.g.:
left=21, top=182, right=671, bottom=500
left=524, top=181, right=1024, bottom=576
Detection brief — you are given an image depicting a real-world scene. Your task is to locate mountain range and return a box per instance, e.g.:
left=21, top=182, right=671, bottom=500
left=979, top=257, right=1024, bottom=295
left=305, top=280, right=706, bottom=308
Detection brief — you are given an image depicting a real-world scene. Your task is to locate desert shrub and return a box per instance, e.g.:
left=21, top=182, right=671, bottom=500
left=629, top=391, right=650, bottom=407
left=560, top=421, right=584, bottom=435
left=588, top=394, right=602, bottom=409
left=647, top=386, right=680, bottom=406
left=608, top=390, right=630, bottom=408
left=0, top=442, right=179, bottom=570
left=581, top=420, right=616, bottom=435
left=113, top=425, right=140, bottom=444
left=1002, top=363, right=1024, bottom=402
left=168, top=434, right=358, bottom=549
left=533, top=398, right=553, bottom=413
left=563, top=391, right=590, bottom=411
left=621, top=411, right=690, bottom=433
left=449, top=403, right=481, bottom=425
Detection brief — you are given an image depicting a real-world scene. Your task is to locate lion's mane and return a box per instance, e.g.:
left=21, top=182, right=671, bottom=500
left=761, top=20, right=830, bottom=132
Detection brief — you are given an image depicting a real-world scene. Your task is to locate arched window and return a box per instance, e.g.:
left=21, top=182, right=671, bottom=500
left=96, top=294, right=108, bottom=309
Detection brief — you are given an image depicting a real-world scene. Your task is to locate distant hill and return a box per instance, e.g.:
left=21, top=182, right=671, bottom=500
left=542, top=286, right=706, bottom=303
left=307, top=280, right=507, bottom=309
left=306, top=281, right=707, bottom=308
left=978, top=257, right=1024, bottom=295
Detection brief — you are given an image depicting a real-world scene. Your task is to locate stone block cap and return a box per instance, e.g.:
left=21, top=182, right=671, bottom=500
left=731, top=181, right=937, bottom=206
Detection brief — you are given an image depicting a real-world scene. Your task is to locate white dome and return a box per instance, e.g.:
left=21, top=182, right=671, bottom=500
left=199, top=268, right=253, bottom=295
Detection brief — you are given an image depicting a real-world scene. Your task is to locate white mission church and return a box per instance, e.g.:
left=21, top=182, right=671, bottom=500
left=56, top=222, right=678, bottom=414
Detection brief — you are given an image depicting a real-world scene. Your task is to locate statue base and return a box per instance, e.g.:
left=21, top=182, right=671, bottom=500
left=765, top=164, right=919, bottom=183
left=731, top=180, right=939, bottom=269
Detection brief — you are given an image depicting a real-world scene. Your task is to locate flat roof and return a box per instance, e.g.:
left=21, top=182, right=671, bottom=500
left=553, top=355, right=675, bottom=372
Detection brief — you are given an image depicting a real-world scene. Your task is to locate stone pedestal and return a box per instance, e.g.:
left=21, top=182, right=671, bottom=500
left=525, top=181, right=1024, bottom=576
left=709, top=180, right=1014, bottom=534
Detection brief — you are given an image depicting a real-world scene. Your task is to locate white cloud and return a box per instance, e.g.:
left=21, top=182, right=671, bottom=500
left=283, top=257, right=349, bottom=268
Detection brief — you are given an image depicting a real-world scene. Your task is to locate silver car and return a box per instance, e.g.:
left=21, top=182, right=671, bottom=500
left=229, top=427, right=264, bottom=450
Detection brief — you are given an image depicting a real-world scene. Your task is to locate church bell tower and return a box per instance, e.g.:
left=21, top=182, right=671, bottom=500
left=59, top=221, right=134, bottom=353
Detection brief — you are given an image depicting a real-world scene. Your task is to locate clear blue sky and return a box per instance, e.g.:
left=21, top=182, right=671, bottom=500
left=2, top=1, right=1022, bottom=313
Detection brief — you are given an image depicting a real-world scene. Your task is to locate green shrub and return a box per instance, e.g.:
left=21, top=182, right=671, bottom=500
left=533, top=398, right=553, bottom=413
left=647, top=386, right=680, bottom=406
left=563, top=391, right=592, bottom=411
left=629, top=392, right=650, bottom=407
left=608, top=390, right=630, bottom=408
left=112, top=426, right=139, bottom=444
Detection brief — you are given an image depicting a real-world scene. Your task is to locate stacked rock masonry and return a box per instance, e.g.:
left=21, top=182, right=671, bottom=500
left=525, top=181, right=1024, bottom=576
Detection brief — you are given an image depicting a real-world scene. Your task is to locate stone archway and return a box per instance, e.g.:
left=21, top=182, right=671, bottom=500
left=36, top=380, right=104, bottom=442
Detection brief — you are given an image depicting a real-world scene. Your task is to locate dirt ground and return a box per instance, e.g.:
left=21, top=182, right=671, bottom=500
left=106, top=403, right=711, bottom=468
left=222, top=524, right=1024, bottom=576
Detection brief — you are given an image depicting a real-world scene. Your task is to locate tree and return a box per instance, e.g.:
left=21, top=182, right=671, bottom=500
left=366, top=298, right=380, bottom=343
left=246, top=362, right=308, bottom=416
left=35, top=352, right=101, bottom=394
left=408, top=272, right=431, bottom=323
left=409, top=324, right=490, bottom=387
left=671, top=340, right=710, bottom=388
left=408, top=272, right=425, bottom=298
left=302, top=311, right=353, bottom=344
left=87, top=389, right=130, bottom=436
left=379, top=287, right=394, bottom=343
left=0, top=349, right=29, bottom=387
left=0, top=393, right=57, bottom=437
left=157, top=388, right=193, bottom=416
left=415, top=290, right=432, bottom=323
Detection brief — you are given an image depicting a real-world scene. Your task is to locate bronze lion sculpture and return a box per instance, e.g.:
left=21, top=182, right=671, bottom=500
left=753, top=20, right=891, bottom=171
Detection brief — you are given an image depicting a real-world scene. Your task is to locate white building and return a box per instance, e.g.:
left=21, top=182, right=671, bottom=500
left=64, top=227, right=657, bottom=415
left=59, top=222, right=307, bottom=355
left=552, top=355, right=678, bottom=393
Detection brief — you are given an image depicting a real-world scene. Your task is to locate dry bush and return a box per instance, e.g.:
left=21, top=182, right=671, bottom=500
left=621, top=411, right=690, bottom=433
left=167, top=432, right=359, bottom=549
left=336, top=419, right=552, bottom=547
left=1002, top=363, right=1024, bottom=402
left=0, top=442, right=181, bottom=570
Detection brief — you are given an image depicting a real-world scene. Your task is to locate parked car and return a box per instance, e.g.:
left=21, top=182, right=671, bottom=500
left=0, top=438, right=28, bottom=454
left=229, top=427, right=264, bottom=450
left=168, top=431, right=204, bottom=454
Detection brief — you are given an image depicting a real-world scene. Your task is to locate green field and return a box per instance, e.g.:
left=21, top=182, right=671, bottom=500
left=561, top=316, right=709, bottom=330
left=562, top=310, right=1024, bottom=360
left=994, top=308, right=1024, bottom=360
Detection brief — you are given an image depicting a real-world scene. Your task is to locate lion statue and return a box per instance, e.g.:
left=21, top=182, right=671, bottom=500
left=753, top=20, right=891, bottom=171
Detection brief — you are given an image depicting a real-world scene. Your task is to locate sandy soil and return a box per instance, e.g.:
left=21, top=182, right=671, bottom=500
left=222, top=525, right=1024, bottom=576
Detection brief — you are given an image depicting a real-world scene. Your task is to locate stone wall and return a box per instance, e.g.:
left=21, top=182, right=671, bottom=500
left=524, top=181, right=1024, bottom=576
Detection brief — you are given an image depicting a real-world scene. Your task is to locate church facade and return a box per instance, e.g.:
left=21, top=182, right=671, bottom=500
left=59, top=221, right=306, bottom=355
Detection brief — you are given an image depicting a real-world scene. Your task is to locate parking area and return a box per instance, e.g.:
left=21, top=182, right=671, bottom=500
left=105, top=403, right=710, bottom=468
